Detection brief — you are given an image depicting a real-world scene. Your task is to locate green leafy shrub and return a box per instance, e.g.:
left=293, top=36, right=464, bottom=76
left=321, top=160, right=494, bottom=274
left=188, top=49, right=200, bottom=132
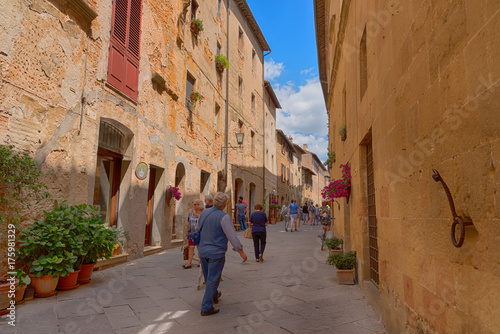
left=215, top=54, right=230, bottom=69
left=327, top=250, right=356, bottom=270
left=0, top=145, right=49, bottom=227
left=324, top=237, right=343, bottom=250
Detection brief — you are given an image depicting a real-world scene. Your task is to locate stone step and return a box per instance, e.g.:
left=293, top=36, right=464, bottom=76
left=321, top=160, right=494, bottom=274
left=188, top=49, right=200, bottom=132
left=171, top=239, right=184, bottom=247
left=144, top=245, right=163, bottom=257
left=95, top=253, right=128, bottom=271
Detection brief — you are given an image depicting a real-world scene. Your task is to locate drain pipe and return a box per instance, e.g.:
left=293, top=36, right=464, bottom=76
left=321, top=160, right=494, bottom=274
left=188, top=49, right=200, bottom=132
left=78, top=35, right=90, bottom=136
left=223, top=0, right=230, bottom=192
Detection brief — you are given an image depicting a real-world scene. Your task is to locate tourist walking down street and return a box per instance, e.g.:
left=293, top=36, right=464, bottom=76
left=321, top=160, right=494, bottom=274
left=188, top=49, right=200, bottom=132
left=183, top=199, right=204, bottom=269
left=249, top=204, right=268, bottom=262
left=302, top=203, right=309, bottom=225
left=280, top=203, right=289, bottom=230
left=197, top=192, right=248, bottom=316
left=236, top=196, right=248, bottom=230
left=309, top=202, right=316, bottom=225
left=288, top=199, right=299, bottom=232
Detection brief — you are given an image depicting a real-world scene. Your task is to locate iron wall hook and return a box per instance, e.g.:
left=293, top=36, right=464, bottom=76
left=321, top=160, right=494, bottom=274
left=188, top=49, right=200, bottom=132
left=432, top=169, right=473, bottom=247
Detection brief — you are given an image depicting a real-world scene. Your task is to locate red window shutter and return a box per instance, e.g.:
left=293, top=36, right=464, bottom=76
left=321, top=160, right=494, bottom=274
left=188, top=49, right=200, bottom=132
left=107, top=0, right=142, bottom=101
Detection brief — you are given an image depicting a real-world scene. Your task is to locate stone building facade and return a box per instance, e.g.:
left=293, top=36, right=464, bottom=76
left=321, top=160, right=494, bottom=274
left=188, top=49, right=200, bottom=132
left=315, top=0, right=500, bottom=333
left=263, top=80, right=280, bottom=211
left=0, top=0, right=270, bottom=266
left=300, top=144, right=327, bottom=206
left=276, top=130, right=298, bottom=206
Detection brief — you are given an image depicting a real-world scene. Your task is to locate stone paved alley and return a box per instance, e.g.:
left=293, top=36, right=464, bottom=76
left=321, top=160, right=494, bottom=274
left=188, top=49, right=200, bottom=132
left=0, top=223, right=387, bottom=334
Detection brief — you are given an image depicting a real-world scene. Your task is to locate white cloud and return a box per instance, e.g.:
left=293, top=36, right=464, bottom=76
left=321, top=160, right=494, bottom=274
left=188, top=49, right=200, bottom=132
left=275, top=77, right=328, bottom=161
left=264, top=58, right=284, bottom=81
left=300, top=67, right=313, bottom=75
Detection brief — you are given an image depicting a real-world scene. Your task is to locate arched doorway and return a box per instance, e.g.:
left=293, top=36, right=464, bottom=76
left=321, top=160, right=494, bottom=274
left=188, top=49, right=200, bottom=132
left=248, top=183, right=256, bottom=217
left=173, top=163, right=186, bottom=235
left=93, top=119, right=133, bottom=227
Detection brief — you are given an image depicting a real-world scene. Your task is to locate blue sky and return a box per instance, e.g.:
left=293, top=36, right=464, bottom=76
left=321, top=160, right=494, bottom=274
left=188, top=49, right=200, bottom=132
left=247, top=0, right=329, bottom=162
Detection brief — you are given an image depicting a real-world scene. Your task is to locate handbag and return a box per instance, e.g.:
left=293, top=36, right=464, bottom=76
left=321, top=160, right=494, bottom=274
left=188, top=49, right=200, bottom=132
left=244, top=226, right=253, bottom=239
left=183, top=246, right=189, bottom=260
left=192, top=231, right=201, bottom=245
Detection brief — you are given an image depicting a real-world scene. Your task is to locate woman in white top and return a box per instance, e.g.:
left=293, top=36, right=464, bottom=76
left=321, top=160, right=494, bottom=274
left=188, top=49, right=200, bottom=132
left=183, top=199, right=204, bottom=269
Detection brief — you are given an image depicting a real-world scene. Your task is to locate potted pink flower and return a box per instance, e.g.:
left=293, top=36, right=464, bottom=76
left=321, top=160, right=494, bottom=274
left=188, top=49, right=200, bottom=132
left=321, top=163, right=351, bottom=203
left=167, top=186, right=182, bottom=201
left=189, top=91, right=204, bottom=108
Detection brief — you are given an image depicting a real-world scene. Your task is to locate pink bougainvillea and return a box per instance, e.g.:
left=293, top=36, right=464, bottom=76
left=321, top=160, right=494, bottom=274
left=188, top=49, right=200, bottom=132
left=321, top=164, right=351, bottom=200
left=167, top=186, right=182, bottom=201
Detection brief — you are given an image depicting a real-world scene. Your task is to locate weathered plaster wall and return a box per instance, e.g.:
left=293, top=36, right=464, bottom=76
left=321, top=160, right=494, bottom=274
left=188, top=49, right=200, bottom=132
left=1, top=0, right=272, bottom=273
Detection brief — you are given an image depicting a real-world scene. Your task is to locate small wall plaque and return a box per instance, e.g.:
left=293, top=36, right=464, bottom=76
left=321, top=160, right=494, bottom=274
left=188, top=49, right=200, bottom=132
left=135, top=162, right=148, bottom=180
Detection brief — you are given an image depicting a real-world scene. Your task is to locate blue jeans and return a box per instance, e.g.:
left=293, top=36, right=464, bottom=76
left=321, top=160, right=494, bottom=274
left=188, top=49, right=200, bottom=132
left=200, top=256, right=225, bottom=312
left=238, top=213, right=247, bottom=230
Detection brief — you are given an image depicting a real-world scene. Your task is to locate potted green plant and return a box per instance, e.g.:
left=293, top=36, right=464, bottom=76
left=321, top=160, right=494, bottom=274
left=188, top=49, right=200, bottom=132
left=191, top=17, right=204, bottom=35
left=324, top=237, right=343, bottom=255
left=7, top=269, right=30, bottom=303
left=76, top=205, right=117, bottom=284
left=339, top=124, right=347, bottom=141
left=327, top=250, right=356, bottom=285
left=324, top=151, right=336, bottom=167
left=215, top=53, right=229, bottom=72
left=18, top=205, right=80, bottom=297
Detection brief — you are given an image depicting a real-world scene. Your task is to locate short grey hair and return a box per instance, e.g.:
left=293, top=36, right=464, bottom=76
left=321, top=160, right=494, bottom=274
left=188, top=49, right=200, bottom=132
left=204, top=194, right=214, bottom=204
left=213, top=192, right=230, bottom=209
left=193, top=199, right=204, bottom=208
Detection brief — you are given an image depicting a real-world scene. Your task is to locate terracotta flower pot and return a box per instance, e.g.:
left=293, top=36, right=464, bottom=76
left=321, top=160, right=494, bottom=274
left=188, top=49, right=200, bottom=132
left=329, top=249, right=343, bottom=256
left=57, top=270, right=81, bottom=291
left=15, top=284, right=27, bottom=303
left=23, top=286, right=35, bottom=301
left=216, top=62, right=224, bottom=72
left=336, top=268, right=355, bottom=285
left=190, top=22, right=200, bottom=35
left=0, top=278, right=17, bottom=310
left=29, top=274, right=59, bottom=297
left=77, top=263, right=96, bottom=284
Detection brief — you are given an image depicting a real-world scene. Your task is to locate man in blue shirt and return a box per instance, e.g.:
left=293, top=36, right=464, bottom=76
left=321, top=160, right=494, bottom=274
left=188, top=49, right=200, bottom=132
left=288, top=199, right=299, bottom=232
left=236, top=196, right=248, bottom=230
left=198, top=192, right=248, bottom=316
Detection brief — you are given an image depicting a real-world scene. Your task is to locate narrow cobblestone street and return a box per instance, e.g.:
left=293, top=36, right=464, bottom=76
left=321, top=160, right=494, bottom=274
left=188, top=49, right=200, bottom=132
left=1, top=223, right=387, bottom=334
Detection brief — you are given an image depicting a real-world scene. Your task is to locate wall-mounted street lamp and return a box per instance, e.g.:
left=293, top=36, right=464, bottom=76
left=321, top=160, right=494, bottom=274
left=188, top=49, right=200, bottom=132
left=222, top=132, right=245, bottom=150
left=222, top=132, right=245, bottom=192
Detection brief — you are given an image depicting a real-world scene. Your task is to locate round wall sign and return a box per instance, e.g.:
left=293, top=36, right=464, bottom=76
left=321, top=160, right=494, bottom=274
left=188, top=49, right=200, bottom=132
left=135, top=162, right=148, bottom=180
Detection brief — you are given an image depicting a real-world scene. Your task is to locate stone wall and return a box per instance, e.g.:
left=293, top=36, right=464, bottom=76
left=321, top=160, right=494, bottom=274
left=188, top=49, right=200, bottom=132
left=317, top=0, right=500, bottom=333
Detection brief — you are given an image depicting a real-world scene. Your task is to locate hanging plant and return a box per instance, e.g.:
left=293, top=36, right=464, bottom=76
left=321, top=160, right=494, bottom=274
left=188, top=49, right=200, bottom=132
left=324, top=151, right=336, bottom=167
left=191, top=18, right=204, bottom=34
left=189, top=90, right=205, bottom=108
left=321, top=163, right=351, bottom=200
left=339, top=125, right=347, bottom=141
left=167, top=186, right=182, bottom=201
left=215, top=54, right=229, bottom=72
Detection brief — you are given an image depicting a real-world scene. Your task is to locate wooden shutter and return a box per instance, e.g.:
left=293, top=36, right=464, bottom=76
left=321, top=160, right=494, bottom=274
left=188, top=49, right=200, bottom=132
left=108, top=0, right=143, bottom=100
